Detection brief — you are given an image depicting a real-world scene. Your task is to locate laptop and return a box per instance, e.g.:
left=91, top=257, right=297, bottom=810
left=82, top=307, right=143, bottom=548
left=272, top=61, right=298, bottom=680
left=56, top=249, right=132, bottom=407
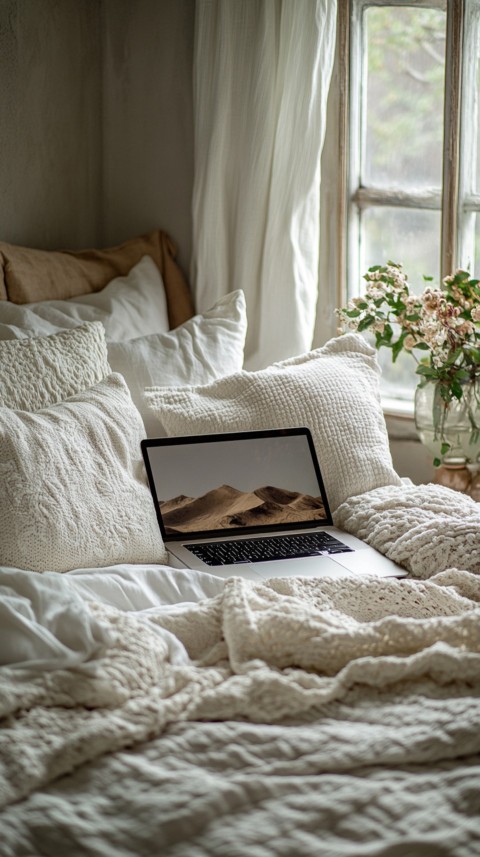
left=141, top=428, right=406, bottom=582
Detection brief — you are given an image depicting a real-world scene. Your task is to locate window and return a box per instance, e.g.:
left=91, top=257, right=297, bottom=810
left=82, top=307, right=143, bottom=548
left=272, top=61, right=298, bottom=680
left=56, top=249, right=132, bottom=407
left=328, top=0, right=480, bottom=405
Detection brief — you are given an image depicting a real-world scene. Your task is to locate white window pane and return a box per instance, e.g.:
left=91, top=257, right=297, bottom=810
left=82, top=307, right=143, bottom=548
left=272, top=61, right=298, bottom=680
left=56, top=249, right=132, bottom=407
left=476, top=52, right=480, bottom=193
left=364, top=6, right=446, bottom=190
left=472, top=1, right=480, bottom=194
left=475, top=212, right=480, bottom=274
left=459, top=211, right=480, bottom=276
left=360, top=206, right=441, bottom=286
left=359, top=206, right=442, bottom=400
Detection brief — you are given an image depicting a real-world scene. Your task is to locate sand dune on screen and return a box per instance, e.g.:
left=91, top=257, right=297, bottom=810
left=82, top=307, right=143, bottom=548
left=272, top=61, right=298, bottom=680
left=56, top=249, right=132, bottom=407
left=160, top=484, right=327, bottom=534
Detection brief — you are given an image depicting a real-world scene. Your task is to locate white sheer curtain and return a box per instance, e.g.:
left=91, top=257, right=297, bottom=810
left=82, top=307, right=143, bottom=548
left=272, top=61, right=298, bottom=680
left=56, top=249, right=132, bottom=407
left=191, top=0, right=337, bottom=370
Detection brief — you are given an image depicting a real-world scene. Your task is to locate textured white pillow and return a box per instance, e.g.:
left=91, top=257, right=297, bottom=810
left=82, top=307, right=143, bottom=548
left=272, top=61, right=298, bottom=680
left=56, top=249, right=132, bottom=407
left=107, top=290, right=247, bottom=437
left=144, top=334, right=402, bottom=511
left=0, top=322, right=110, bottom=410
left=0, top=256, right=169, bottom=342
left=0, top=374, right=168, bottom=572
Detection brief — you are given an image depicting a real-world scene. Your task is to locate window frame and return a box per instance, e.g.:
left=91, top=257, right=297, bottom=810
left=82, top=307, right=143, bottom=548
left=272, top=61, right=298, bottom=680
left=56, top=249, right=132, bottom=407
left=344, top=0, right=464, bottom=288
left=319, top=0, right=480, bottom=412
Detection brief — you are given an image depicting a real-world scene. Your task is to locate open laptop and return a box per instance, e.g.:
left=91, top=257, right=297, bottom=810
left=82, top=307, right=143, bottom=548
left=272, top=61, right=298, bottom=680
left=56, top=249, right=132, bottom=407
left=141, top=428, right=406, bottom=582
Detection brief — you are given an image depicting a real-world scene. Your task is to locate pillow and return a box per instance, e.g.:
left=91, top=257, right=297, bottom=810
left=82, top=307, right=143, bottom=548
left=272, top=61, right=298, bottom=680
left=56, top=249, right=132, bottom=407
left=0, top=230, right=195, bottom=329
left=144, top=334, right=403, bottom=511
left=0, top=256, right=169, bottom=342
left=0, top=374, right=168, bottom=572
left=107, top=290, right=247, bottom=437
left=0, top=322, right=110, bottom=411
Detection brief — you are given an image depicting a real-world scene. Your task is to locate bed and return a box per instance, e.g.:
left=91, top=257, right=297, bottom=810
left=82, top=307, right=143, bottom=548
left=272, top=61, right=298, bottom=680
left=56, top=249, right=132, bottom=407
left=1, top=232, right=480, bottom=857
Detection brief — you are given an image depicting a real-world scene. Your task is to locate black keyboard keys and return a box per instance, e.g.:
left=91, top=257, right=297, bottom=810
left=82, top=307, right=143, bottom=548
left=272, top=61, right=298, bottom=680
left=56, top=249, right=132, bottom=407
left=187, top=532, right=353, bottom=566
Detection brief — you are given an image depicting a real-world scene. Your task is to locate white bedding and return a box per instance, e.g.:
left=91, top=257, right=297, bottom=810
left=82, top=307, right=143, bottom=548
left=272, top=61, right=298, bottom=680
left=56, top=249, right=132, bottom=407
left=1, top=482, right=480, bottom=856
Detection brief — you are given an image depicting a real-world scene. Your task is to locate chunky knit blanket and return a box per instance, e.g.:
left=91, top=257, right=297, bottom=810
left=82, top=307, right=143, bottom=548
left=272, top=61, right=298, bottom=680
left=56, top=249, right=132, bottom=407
left=334, top=481, right=480, bottom=579
left=2, top=482, right=480, bottom=855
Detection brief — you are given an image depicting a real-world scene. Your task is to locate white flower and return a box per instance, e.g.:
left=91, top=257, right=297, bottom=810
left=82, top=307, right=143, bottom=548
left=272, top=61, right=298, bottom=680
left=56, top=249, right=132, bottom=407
left=365, top=286, right=385, bottom=300
left=403, top=334, right=416, bottom=351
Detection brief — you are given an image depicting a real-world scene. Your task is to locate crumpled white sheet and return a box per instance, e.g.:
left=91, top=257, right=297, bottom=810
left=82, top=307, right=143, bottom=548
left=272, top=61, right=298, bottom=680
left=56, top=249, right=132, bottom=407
left=0, top=565, right=204, bottom=677
left=0, top=568, right=112, bottom=674
left=66, top=562, right=226, bottom=611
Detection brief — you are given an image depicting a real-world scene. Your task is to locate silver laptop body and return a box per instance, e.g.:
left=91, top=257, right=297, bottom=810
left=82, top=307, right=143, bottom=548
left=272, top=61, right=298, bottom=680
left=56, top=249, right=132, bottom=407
left=141, top=428, right=406, bottom=582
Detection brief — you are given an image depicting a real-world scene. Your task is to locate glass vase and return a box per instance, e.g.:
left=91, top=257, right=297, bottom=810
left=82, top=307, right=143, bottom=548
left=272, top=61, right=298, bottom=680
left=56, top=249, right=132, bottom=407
left=414, top=378, right=480, bottom=465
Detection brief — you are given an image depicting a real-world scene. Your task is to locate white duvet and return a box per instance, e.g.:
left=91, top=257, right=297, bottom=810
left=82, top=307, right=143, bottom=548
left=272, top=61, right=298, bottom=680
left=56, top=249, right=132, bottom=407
left=1, top=482, right=480, bottom=857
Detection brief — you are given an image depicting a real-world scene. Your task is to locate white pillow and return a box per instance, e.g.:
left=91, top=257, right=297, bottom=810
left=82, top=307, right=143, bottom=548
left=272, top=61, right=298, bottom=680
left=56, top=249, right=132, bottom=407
left=0, top=374, right=168, bottom=572
left=144, top=334, right=402, bottom=512
left=0, top=256, right=169, bottom=342
left=0, top=322, right=110, bottom=410
left=107, top=290, right=247, bottom=437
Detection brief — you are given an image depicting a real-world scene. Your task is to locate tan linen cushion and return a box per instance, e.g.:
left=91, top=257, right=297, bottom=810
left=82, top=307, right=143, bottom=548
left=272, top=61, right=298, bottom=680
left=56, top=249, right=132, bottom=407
left=0, top=229, right=194, bottom=329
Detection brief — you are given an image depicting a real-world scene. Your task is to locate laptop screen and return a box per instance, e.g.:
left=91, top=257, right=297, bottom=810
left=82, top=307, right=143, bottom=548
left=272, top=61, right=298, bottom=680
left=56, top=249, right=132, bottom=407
left=141, top=428, right=333, bottom=541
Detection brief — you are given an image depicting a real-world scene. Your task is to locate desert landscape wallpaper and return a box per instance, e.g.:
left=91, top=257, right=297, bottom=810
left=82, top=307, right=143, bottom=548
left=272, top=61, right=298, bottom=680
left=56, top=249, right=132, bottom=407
left=159, top=484, right=327, bottom=534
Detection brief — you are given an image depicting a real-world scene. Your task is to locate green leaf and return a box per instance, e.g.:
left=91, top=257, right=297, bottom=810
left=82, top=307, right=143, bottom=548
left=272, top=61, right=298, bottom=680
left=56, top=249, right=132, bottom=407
left=465, top=347, right=480, bottom=362
left=383, top=323, right=394, bottom=342
left=446, top=348, right=463, bottom=366
left=451, top=380, right=463, bottom=400
left=391, top=335, right=406, bottom=363
left=344, top=309, right=361, bottom=318
left=413, top=342, right=430, bottom=351
left=441, top=442, right=451, bottom=455
left=416, top=364, right=437, bottom=377
left=357, top=316, right=375, bottom=332
left=433, top=457, right=441, bottom=467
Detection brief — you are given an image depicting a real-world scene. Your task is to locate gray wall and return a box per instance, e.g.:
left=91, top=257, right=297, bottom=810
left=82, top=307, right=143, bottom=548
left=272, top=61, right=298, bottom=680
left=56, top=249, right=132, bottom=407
left=0, top=0, right=194, bottom=270
left=0, top=0, right=102, bottom=249
left=101, top=0, right=194, bottom=269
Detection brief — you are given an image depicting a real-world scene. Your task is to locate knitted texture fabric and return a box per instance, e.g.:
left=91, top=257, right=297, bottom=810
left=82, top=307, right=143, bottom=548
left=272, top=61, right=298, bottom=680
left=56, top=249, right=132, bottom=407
left=0, top=322, right=110, bottom=410
left=2, top=570, right=480, bottom=809
left=334, top=482, right=480, bottom=579
left=144, top=333, right=403, bottom=511
left=0, top=374, right=168, bottom=571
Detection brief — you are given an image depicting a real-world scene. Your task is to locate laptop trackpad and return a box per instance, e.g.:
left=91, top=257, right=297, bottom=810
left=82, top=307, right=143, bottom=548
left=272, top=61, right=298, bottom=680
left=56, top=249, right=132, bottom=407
left=331, top=549, right=407, bottom=578
left=253, top=556, right=354, bottom=580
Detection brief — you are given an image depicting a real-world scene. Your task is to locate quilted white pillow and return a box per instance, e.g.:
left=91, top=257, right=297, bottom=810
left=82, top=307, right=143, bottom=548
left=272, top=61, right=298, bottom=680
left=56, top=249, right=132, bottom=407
left=0, top=256, right=169, bottom=342
left=144, top=334, right=402, bottom=511
left=0, top=322, right=110, bottom=411
left=107, top=290, right=247, bottom=437
left=0, top=374, right=168, bottom=572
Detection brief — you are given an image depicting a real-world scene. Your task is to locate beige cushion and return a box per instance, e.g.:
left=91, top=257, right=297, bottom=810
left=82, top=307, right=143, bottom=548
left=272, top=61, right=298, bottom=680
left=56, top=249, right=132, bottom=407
left=0, top=229, right=194, bottom=330
left=0, top=256, right=170, bottom=342
left=0, top=322, right=110, bottom=411
left=107, top=291, right=247, bottom=436
left=144, top=334, right=402, bottom=512
left=0, top=374, right=168, bottom=572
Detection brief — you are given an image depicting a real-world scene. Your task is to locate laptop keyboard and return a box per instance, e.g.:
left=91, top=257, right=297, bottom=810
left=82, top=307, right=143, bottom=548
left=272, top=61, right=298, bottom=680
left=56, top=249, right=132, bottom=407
left=187, top=532, right=353, bottom=566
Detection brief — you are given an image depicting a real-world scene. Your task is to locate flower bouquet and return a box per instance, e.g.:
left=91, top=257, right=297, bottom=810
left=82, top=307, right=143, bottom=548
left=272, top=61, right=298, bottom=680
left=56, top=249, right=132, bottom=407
left=336, top=263, right=480, bottom=466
